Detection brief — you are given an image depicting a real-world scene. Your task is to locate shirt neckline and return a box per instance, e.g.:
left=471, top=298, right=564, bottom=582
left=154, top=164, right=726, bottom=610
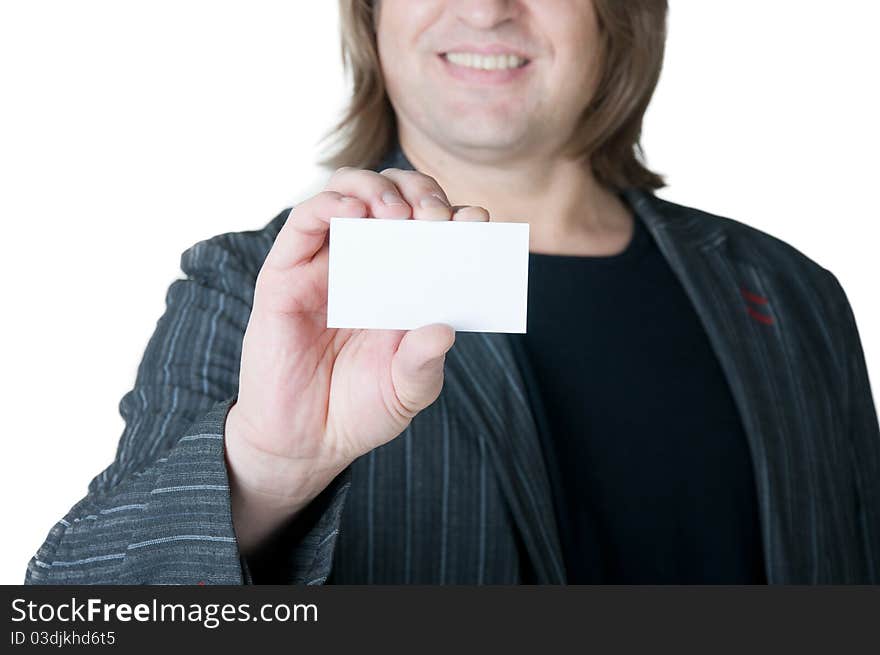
left=528, top=193, right=651, bottom=268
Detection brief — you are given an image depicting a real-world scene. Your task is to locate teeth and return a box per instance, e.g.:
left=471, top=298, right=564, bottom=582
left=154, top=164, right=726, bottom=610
left=445, top=52, right=526, bottom=71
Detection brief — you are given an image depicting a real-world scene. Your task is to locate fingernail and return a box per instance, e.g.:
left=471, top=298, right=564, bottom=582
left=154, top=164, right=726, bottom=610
left=420, top=194, right=448, bottom=209
left=341, top=196, right=361, bottom=203
left=381, top=191, right=406, bottom=206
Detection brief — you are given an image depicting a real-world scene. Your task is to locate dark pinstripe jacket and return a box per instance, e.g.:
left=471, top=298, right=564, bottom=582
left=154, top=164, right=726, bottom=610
left=26, top=146, right=880, bottom=584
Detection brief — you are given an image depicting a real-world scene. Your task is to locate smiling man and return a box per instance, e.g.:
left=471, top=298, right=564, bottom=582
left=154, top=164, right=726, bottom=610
left=27, top=0, right=879, bottom=585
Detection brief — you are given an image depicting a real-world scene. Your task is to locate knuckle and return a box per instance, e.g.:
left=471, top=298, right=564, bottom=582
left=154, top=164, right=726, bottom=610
left=379, top=169, right=449, bottom=205
left=414, top=185, right=446, bottom=201
left=390, top=387, right=420, bottom=420
left=302, top=191, right=333, bottom=210
left=327, top=167, right=385, bottom=194
left=382, top=168, right=441, bottom=189
left=407, top=170, right=440, bottom=188
left=287, top=203, right=305, bottom=222
left=418, top=183, right=444, bottom=197
left=417, top=172, right=440, bottom=187
left=417, top=177, right=447, bottom=200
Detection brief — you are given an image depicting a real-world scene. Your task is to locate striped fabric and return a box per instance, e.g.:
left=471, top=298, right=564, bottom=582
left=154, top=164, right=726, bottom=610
left=26, top=146, right=880, bottom=584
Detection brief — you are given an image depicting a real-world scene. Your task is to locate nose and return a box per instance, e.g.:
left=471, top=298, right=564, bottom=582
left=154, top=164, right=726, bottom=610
left=450, top=0, right=522, bottom=30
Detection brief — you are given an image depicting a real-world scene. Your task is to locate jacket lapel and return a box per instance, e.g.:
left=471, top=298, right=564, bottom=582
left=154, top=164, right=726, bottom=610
left=444, top=332, right=567, bottom=583
left=624, top=188, right=804, bottom=583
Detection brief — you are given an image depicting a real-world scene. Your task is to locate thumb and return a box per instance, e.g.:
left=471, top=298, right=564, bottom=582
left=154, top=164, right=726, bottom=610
left=391, top=323, right=456, bottom=417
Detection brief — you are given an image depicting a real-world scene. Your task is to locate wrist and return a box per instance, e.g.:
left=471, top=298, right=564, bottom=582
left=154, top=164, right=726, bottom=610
left=223, top=403, right=348, bottom=554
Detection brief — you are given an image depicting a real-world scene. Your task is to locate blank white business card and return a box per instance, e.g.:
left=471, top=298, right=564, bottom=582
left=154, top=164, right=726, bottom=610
left=327, top=217, right=529, bottom=333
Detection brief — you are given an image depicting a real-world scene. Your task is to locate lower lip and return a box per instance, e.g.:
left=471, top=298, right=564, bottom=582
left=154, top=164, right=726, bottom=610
left=438, top=54, right=531, bottom=85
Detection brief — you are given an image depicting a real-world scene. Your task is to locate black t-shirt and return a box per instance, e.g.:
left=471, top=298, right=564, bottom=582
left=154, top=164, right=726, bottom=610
left=510, top=213, right=766, bottom=583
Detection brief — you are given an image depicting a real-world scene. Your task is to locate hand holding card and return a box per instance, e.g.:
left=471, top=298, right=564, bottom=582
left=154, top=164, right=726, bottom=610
left=224, top=166, right=502, bottom=556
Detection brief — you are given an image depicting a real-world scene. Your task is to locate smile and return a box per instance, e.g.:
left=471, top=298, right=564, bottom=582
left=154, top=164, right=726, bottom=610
left=442, top=52, right=529, bottom=71
left=438, top=51, right=532, bottom=85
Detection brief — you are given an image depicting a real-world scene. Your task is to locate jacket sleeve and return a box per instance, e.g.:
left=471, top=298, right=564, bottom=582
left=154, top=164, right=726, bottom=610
left=826, top=272, right=880, bottom=583
left=25, top=224, right=351, bottom=585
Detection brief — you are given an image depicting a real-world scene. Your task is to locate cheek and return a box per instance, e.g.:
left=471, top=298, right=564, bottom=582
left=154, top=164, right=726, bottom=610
left=538, top=4, right=602, bottom=87
left=379, top=40, right=416, bottom=98
left=376, top=2, right=411, bottom=64
left=551, top=40, right=602, bottom=105
left=377, top=34, right=408, bottom=97
left=377, top=3, right=435, bottom=86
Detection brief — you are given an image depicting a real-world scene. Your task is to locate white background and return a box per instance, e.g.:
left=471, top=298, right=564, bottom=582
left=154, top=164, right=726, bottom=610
left=1, top=1, right=877, bottom=584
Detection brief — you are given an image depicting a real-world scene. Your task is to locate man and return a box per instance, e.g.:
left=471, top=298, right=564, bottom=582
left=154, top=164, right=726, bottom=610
left=27, top=0, right=879, bottom=584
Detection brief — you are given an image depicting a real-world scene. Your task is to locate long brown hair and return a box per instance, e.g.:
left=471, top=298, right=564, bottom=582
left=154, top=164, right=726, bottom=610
left=320, top=0, right=668, bottom=191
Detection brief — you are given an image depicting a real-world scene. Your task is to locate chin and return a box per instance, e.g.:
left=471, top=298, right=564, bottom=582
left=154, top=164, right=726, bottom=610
left=449, top=124, right=528, bottom=150
left=431, top=107, right=523, bottom=136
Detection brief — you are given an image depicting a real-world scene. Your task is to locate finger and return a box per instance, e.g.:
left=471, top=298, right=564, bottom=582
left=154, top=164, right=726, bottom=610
left=263, top=191, right=367, bottom=271
left=325, top=166, right=412, bottom=219
left=379, top=168, right=453, bottom=221
left=390, top=323, right=456, bottom=417
left=451, top=205, right=490, bottom=222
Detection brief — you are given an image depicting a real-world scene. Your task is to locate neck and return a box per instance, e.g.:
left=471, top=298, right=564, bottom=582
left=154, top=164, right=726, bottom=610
left=397, top=129, right=634, bottom=256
